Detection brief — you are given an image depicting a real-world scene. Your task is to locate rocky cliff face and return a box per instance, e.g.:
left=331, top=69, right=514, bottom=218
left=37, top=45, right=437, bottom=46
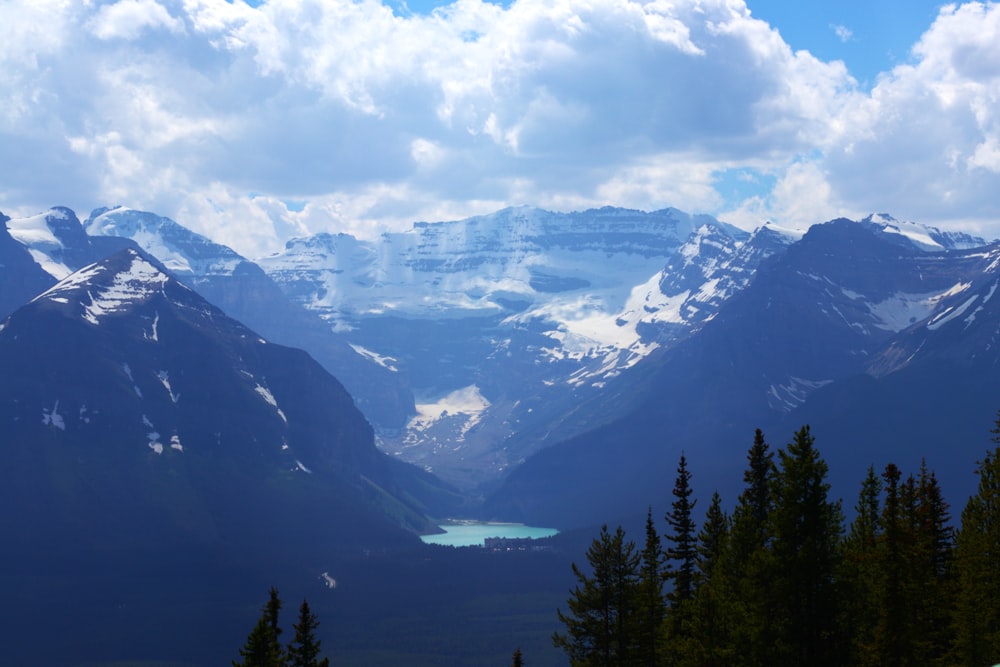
left=258, top=206, right=768, bottom=485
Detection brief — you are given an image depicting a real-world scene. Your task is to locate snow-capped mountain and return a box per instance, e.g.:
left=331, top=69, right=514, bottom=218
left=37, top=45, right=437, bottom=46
left=0, top=211, right=58, bottom=320
left=85, top=206, right=246, bottom=277
left=4, top=206, right=135, bottom=280
left=486, top=217, right=999, bottom=527
left=0, top=247, right=454, bottom=563
left=4, top=206, right=414, bottom=428
left=258, top=206, right=783, bottom=485
left=259, top=205, right=726, bottom=330
left=860, top=212, right=987, bottom=251
left=1, top=206, right=138, bottom=319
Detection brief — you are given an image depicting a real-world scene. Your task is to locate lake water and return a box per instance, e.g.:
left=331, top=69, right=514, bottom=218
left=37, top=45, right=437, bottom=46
left=420, top=521, right=558, bottom=547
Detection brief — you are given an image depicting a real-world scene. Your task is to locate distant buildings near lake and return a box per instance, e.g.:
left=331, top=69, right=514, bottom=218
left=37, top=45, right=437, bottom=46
left=484, top=536, right=553, bottom=552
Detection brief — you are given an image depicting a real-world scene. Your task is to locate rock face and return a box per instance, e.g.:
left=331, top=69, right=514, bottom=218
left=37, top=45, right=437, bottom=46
left=258, top=206, right=780, bottom=485
left=0, top=247, right=452, bottom=567
left=485, top=218, right=1000, bottom=528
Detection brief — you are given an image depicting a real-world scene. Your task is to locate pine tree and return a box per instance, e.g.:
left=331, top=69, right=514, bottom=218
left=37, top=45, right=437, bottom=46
left=911, top=461, right=954, bottom=664
left=696, top=492, right=728, bottom=582
left=662, top=453, right=699, bottom=665
left=267, top=587, right=283, bottom=643
left=635, top=508, right=665, bottom=667
left=874, top=463, right=907, bottom=666
left=841, top=465, right=882, bottom=666
left=234, top=615, right=285, bottom=667
left=234, top=588, right=287, bottom=667
left=768, top=425, right=844, bottom=667
left=846, top=466, right=882, bottom=552
left=721, top=429, right=776, bottom=667
left=868, top=461, right=955, bottom=667
left=287, top=599, right=330, bottom=667
left=554, top=524, right=641, bottom=666
left=511, top=647, right=524, bottom=667
left=951, top=420, right=1000, bottom=665
left=664, top=453, right=698, bottom=614
left=738, top=429, right=774, bottom=543
left=689, top=491, right=731, bottom=667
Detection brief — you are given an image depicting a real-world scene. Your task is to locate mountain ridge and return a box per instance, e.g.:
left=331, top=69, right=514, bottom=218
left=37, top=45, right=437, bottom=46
left=484, top=217, right=1000, bottom=527
left=0, top=246, right=456, bottom=561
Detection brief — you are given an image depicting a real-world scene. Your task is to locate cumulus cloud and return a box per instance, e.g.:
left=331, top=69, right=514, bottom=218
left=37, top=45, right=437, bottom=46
left=0, top=0, right=998, bottom=257
left=88, top=0, right=186, bottom=41
left=821, top=2, right=1000, bottom=228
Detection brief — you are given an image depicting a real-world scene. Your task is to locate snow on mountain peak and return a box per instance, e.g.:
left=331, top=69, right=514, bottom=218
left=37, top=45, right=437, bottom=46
left=757, top=220, right=807, bottom=243
left=34, top=249, right=173, bottom=325
left=85, top=206, right=243, bottom=277
left=6, top=209, right=75, bottom=279
left=7, top=210, right=65, bottom=248
left=859, top=213, right=987, bottom=251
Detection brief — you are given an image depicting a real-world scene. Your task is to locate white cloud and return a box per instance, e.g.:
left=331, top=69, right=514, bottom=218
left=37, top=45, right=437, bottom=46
left=88, top=0, right=185, bottom=41
left=831, top=24, right=853, bottom=43
left=820, top=2, right=1000, bottom=229
left=0, top=0, right=999, bottom=258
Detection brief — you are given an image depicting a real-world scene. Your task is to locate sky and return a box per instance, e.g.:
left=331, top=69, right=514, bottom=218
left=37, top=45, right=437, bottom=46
left=2, top=0, right=1000, bottom=258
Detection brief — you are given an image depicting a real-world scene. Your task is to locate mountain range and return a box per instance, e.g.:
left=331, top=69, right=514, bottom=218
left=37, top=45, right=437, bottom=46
left=2, top=204, right=997, bottom=534
left=486, top=216, right=1000, bottom=525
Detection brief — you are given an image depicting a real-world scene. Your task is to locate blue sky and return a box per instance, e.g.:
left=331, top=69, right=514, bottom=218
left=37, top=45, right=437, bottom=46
left=1, top=0, right=999, bottom=258
left=749, top=1, right=945, bottom=85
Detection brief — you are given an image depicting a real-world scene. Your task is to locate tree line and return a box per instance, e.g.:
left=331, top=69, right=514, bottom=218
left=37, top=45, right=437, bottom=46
left=553, top=421, right=1000, bottom=666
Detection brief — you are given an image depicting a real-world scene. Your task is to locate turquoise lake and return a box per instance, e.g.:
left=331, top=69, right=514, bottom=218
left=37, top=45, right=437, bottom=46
left=420, top=521, right=559, bottom=547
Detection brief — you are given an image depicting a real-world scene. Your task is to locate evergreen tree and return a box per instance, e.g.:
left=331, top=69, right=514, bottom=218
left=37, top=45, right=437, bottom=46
left=267, top=587, right=283, bottom=642
left=874, top=463, right=910, bottom=667
left=846, top=466, right=882, bottom=552
left=664, top=453, right=698, bottom=614
left=234, top=615, right=285, bottom=667
left=234, top=588, right=287, bottom=667
left=738, top=429, right=774, bottom=543
left=869, top=461, right=956, bottom=667
left=696, top=492, right=728, bottom=581
left=287, top=599, right=330, bottom=667
left=554, top=524, right=641, bottom=666
left=722, top=429, right=776, bottom=667
left=911, top=461, right=954, bottom=664
left=689, top=491, right=731, bottom=667
left=951, top=423, right=1000, bottom=665
left=635, top=508, right=665, bottom=667
left=841, top=465, right=882, bottom=666
left=663, top=454, right=699, bottom=664
left=511, top=647, right=524, bottom=667
left=768, top=425, right=844, bottom=667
